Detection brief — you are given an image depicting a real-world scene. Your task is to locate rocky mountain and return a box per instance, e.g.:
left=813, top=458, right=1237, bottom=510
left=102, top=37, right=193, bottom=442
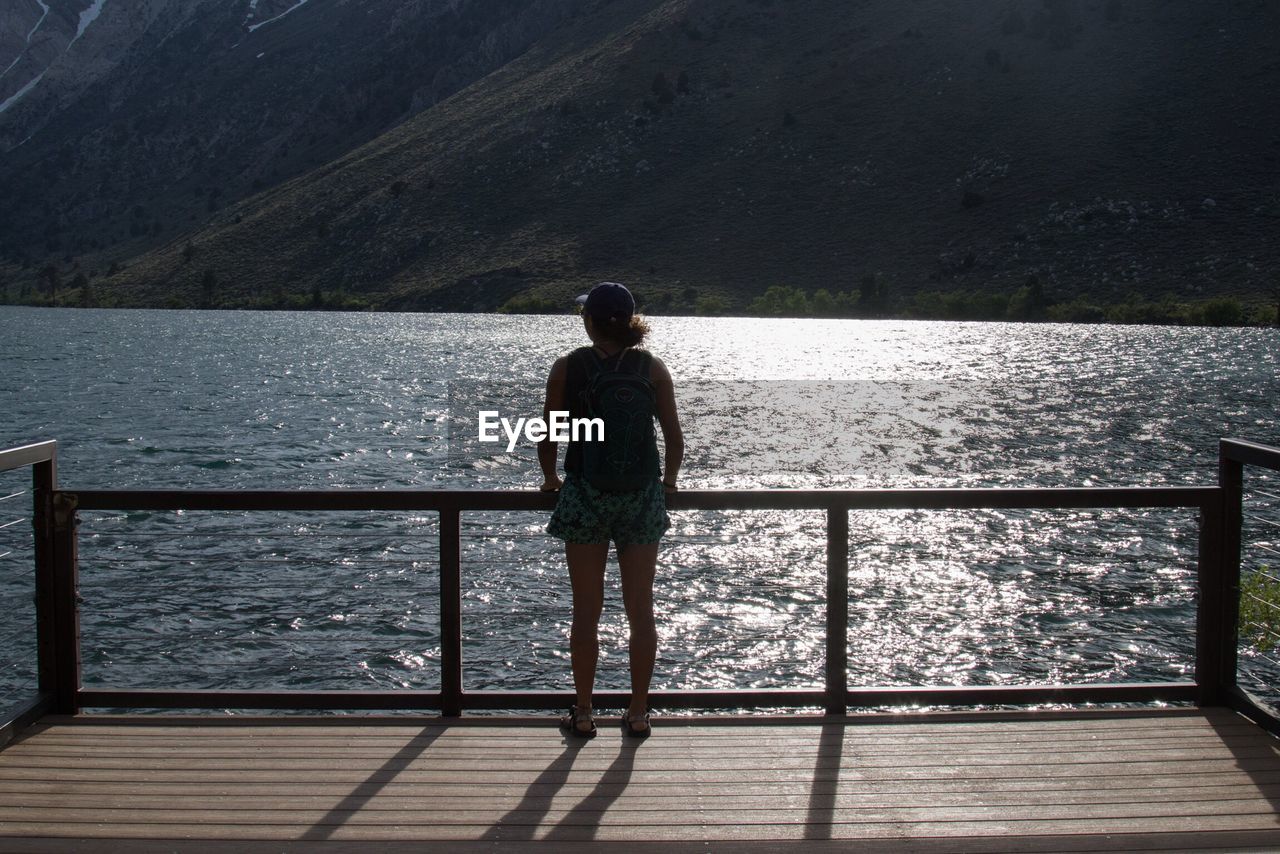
left=2, top=0, right=1278, bottom=313
left=0, top=0, right=585, bottom=269
left=2, top=1, right=189, bottom=143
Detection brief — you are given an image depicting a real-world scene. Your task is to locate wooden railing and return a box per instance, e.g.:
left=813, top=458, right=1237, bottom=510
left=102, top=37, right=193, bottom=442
left=2, top=438, right=1278, bottom=736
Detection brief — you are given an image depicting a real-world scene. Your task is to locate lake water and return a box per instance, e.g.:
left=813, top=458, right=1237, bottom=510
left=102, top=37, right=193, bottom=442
left=1, top=307, right=1277, bottom=708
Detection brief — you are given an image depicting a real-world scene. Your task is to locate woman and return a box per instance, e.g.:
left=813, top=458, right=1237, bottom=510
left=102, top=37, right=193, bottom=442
left=538, top=282, right=684, bottom=739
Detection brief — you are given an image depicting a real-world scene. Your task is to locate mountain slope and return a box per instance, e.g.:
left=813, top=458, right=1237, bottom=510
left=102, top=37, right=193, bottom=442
left=8, top=0, right=1280, bottom=311
left=0, top=0, right=585, bottom=268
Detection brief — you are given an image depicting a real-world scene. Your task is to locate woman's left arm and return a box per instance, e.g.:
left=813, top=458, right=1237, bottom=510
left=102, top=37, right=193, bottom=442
left=651, top=356, right=684, bottom=492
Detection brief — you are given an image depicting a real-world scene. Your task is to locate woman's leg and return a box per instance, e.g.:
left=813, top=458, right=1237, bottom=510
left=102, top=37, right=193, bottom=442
left=565, top=542, right=609, bottom=725
left=618, top=542, right=659, bottom=724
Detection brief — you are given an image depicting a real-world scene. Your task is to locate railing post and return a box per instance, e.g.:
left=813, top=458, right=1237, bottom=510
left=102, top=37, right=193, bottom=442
left=439, top=508, right=463, bottom=717
left=32, top=457, right=57, bottom=701
left=1195, top=495, right=1224, bottom=704
left=50, top=492, right=81, bottom=715
left=825, top=506, right=849, bottom=715
left=1199, top=442, right=1244, bottom=705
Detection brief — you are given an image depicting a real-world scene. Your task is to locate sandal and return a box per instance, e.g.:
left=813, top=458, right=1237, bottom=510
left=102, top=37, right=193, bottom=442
left=622, top=710, right=651, bottom=740
left=560, top=706, right=597, bottom=738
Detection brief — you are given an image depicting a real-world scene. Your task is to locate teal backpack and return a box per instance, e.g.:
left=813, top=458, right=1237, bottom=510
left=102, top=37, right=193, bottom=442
left=577, top=348, right=660, bottom=492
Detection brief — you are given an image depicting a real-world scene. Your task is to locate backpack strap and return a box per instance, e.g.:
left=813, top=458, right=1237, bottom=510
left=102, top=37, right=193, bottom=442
left=629, top=349, right=652, bottom=380
left=579, top=346, right=650, bottom=379
left=581, top=346, right=636, bottom=371
left=575, top=346, right=603, bottom=380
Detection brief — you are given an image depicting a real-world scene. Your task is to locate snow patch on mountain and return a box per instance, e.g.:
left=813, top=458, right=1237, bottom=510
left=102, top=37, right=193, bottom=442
left=247, top=0, right=311, bottom=33
left=28, top=1, right=51, bottom=43
left=72, top=0, right=109, bottom=47
left=1, top=0, right=109, bottom=113
left=242, top=0, right=260, bottom=29
left=1, top=0, right=51, bottom=82
left=0, top=69, right=45, bottom=115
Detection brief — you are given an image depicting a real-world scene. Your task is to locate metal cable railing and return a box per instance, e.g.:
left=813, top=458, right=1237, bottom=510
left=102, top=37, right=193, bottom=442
left=1219, top=438, right=1280, bottom=735
left=1235, top=467, right=1280, bottom=712
left=0, top=441, right=55, bottom=745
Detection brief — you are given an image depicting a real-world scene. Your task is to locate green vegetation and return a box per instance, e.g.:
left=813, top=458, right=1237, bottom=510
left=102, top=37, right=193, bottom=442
left=694, top=295, right=729, bottom=316
left=241, top=288, right=375, bottom=312
left=1240, top=566, right=1280, bottom=654
left=746, top=277, right=890, bottom=318
left=4, top=272, right=1279, bottom=326
left=910, top=289, right=1268, bottom=326
left=497, top=294, right=564, bottom=314
left=749, top=286, right=817, bottom=316
left=741, top=283, right=1274, bottom=327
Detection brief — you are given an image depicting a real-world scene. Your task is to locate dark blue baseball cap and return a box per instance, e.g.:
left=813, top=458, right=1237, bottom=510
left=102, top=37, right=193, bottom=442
left=576, top=281, right=635, bottom=321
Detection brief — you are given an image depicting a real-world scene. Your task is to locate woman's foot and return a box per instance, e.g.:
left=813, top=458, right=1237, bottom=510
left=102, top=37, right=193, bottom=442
left=560, top=705, right=597, bottom=738
left=622, top=709, right=651, bottom=739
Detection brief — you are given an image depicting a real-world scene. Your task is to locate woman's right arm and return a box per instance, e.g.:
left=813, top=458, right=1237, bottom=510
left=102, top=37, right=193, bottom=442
left=537, top=357, right=567, bottom=491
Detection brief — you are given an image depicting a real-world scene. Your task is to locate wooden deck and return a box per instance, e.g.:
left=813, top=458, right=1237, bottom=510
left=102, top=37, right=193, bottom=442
left=0, top=709, right=1277, bottom=851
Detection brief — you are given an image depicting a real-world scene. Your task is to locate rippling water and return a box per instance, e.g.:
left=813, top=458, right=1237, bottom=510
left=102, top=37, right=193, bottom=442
left=1, top=307, right=1277, bottom=707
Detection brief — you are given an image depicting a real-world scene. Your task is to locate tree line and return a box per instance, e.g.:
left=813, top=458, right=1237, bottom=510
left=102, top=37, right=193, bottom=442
left=6, top=269, right=1279, bottom=326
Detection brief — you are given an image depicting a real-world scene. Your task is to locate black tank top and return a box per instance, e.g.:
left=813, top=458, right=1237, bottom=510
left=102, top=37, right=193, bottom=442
left=562, top=346, right=653, bottom=474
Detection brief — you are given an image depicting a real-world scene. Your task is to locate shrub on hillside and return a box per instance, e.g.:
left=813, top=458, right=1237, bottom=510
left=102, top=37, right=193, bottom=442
left=746, top=282, right=890, bottom=319
left=908, top=289, right=1009, bottom=321
left=695, top=295, right=728, bottom=316
left=749, top=285, right=810, bottom=317
left=651, top=72, right=675, bottom=105
left=498, top=294, right=564, bottom=314
left=1007, top=278, right=1050, bottom=320
left=1046, top=298, right=1106, bottom=323
left=1104, top=298, right=1185, bottom=325
left=1191, top=296, right=1244, bottom=327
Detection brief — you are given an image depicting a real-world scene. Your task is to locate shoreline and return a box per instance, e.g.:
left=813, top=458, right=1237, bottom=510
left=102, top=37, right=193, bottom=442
left=1, top=299, right=1277, bottom=329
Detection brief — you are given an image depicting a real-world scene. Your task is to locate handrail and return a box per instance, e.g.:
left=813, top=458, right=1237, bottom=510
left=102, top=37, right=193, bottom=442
left=1222, top=438, right=1280, bottom=471
left=0, top=440, right=56, bottom=474
left=67, top=485, right=1218, bottom=512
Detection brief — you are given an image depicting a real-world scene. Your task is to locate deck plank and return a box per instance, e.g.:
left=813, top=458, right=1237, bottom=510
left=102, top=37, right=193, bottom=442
left=1, top=833, right=1279, bottom=853
left=5, top=772, right=1279, bottom=798
left=0, top=710, right=1277, bottom=849
left=3, top=782, right=1278, bottom=809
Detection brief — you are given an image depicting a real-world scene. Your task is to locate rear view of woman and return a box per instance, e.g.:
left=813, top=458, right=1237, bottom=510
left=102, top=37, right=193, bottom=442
left=538, top=282, right=684, bottom=739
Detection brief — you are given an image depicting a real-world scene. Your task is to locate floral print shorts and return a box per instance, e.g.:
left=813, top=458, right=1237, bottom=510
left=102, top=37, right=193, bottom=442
left=547, top=474, right=670, bottom=547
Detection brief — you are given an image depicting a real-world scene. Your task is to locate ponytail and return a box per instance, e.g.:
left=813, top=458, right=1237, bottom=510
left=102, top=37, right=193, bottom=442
left=599, top=314, right=649, bottom=347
